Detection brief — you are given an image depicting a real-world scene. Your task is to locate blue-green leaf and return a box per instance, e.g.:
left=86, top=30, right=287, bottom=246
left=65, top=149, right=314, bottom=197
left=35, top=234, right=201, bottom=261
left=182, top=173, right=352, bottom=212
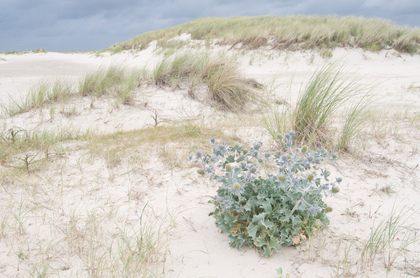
left=247, top=223, right=259, bottom=239
left=261, top=219, right=274, bottom=229
left=226, top=155, right=235, bottom=163
left=261, top=200, right=273, bottom=214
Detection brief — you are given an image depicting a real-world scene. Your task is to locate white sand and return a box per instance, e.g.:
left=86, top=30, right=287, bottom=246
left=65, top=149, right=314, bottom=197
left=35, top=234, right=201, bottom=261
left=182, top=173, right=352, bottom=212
left=0, top=43, right=419, bottom=277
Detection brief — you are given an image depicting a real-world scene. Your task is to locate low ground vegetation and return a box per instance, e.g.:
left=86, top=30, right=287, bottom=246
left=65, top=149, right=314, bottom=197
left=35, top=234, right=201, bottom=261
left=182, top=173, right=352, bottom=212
left=193, top=132, right=341, bottom=257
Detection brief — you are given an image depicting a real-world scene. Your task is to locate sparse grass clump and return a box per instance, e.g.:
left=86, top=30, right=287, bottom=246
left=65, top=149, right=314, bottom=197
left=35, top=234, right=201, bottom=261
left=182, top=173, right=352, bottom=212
left=115, top=69, right=146, bottom=105
left=114, top=15, right=420, bottom=54
left=203, top=59, right=256, bottom=111
left=0, top=128, right=87, bottom=171
left=2, top=80, right=74, bottom=116
left=87, top=121, right=240, bottom=165
left=293, top=63, right=359, bottom=144
left=362, top=204, right=418, bottom=272
left=152, top=52, right=259, bottom=111
left=79, top=66, right=126, bottom=97
left=3, top=48, right=47, bottom=55
left=1, top=67, right=147, bottom=117
left=263, top=63, right=372, bottom=151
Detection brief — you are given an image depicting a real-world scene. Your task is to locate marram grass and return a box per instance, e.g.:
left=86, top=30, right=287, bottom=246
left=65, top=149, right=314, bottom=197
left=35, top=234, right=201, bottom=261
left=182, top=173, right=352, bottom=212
left=1, top=67, right=148, bottom=117
left=262, top=62, right=372, bottom=151
left=152, top=52, right=259, bottom=111
left=113, top=15, right=420, bottom=54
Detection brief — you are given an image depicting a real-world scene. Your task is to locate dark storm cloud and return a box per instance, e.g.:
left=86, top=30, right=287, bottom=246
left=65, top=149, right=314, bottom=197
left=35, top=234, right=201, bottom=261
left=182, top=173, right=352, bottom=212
left=0, top=0, right=419, bottom=52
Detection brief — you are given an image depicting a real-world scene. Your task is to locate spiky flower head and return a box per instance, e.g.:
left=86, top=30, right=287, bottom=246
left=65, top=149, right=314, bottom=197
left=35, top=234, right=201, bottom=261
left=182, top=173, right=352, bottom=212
left=196, top=151, right=202, bottom=159
left=210, top=138, right=216, bottom=144
left=233, top=183, right=240, bottom=190
left=308, top=205, right=320, bottom=217
left=325, top=206, right=333, bottom=213
left=222, top=199, right=231, bottom=209
left=307, top=173, right=314, bottom=182
left=331, top=186, right=340, bottom=194
left=320, top=184, right=329, bottom=190
left=301, top=145, right=308, bottom=153
left=250, top=165, right=257, bottom=173
left=197, top=169, right=205, bottom=175
left=225, top=163, right=232, bottom=172
left=204, top=165, right=214, bottom=174
left=277, top=175, right=286, bottom=182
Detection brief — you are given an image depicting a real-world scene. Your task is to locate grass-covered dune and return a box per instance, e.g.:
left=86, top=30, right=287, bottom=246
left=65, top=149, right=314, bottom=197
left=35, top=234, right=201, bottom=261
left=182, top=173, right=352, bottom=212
left=113, top=15, right=420, bottom=53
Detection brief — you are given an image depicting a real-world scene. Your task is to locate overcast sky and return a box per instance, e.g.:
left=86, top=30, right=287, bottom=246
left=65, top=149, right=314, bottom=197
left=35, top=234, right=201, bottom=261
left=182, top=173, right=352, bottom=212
left=1, top=0, right=420, bottom=52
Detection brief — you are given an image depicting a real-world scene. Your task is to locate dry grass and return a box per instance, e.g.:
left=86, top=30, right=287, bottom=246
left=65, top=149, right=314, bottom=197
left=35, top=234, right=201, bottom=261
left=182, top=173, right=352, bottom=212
left=113, top=15, right=420, bottom=54
left=1, top=66, right=148, bottom=117
left=152, top=52, right=260, bottom=111
left=1, top=80, right=74, bottom=116
left=87, top=122, right=242, bottom=168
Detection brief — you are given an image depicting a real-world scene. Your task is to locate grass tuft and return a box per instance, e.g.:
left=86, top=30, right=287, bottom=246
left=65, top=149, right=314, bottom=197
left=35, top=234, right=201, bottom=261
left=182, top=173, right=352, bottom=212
left=79, top=66, right=125, bottom=97
left=292, top=63, right=371, bottom=148
left=361, top=204, right=418, bottom=271
left=2, top=81, right=74, bottom=116
left=203, top=59, right=255, bottom=111
left=337, top=92, right=372, bottom=151
left=262, top=63, right=372, bottom=151
left=115, top=69, right=146, bottom=106
left=152, top=52, right=259, bottom=111
left=1, top=66, right=147, bottom=116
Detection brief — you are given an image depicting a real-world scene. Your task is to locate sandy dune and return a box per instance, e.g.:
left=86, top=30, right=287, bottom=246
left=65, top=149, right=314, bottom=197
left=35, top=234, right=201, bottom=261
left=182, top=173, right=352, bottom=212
left=0, top=42, right=419, bottom=277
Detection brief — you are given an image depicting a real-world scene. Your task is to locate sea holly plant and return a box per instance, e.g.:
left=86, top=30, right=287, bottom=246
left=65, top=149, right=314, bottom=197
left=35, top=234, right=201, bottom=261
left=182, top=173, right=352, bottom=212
left=190, top=131, right=342, bottom=257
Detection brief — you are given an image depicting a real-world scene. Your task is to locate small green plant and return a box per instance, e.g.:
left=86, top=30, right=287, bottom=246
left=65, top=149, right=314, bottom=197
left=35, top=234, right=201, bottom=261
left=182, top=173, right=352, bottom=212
left=191, top=131, right=341, bottom=257
left=276, top=267, right=291, bottom=278
left=380, top=184, right=396, bottom=195
left=343, top=207, right=358, bottom=218
left=319, top=48, right=333, bottom=58
left=17, top=153, right=39, bottom=171
left=146, top=110, right=166, bottom=128
left=2, top=128, right=24, bottom=144
left=334, top=242, right=357, bottom=277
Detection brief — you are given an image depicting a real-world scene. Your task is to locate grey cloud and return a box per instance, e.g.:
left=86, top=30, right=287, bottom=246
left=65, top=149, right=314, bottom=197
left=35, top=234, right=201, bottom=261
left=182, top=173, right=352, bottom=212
left=0, top=0, right=419, bottom=52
